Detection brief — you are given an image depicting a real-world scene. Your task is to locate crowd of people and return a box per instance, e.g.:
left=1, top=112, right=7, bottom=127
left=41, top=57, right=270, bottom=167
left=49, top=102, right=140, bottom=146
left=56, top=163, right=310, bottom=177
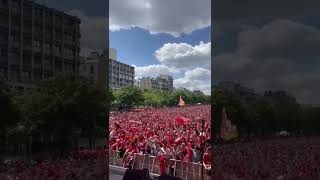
left=213, top=137, right=320, bottom=180
left=3, top=104, right=320, bottom=180
left=109, top=105, right=212, bottom=174
left=0, top=150, right=107, bottom=180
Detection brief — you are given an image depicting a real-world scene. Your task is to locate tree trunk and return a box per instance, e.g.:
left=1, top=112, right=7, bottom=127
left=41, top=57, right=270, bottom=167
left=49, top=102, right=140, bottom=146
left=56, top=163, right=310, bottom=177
left=26, top=136, right=32, bottom=161
left=89, top=136, right=96, bottom=150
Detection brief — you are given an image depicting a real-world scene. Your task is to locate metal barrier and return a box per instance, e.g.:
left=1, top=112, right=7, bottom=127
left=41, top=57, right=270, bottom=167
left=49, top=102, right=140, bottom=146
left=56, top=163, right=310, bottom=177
left=174, top=160, right=184, bottom=179
left=109, top=150, right=117, bottom=165
left=133, top=154, right=144, bottom=169
left=151, top=156, right=160, bottom=174
left=142, top=155, right=155, bottom=171
left=189, top=161, right=202, bottom=180
left=108, top=150, right=211, bottom=180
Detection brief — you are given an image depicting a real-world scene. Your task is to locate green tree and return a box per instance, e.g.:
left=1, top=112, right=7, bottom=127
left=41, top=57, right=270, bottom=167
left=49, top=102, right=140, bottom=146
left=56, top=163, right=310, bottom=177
left=300, top=106, right=320, bottom=135
left=249, top=97, right=276, bottom=136
left=114, top=86, right=144, bottom=108
left=189, top=91, right=208, bottom=104
left=0, top=80, right=21, bottom=152
left=212, top=89, right=249, bottom=136
left=264, top=91, right=301, bottom=133
left=143, top=90, right=162, bottom=107
left=16, top=74, right=110, bottom=154
left=167, top=90, right=189, bottom=106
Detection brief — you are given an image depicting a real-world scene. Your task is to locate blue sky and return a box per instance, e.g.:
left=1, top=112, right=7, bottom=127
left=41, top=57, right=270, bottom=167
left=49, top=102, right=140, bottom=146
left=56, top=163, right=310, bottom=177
left=34, top=0, right=212, bottom=94
left=110, top=27, right=211, bottom=68
left=32, top=0, right=320, bottom=102
left=109, top=0, right=211, bottom=94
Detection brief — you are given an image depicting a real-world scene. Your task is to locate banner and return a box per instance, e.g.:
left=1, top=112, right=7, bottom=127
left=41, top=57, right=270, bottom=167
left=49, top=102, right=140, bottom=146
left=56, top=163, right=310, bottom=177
left=220, top=107, right=238, bottom=141
left=178, top=95, right=185, bottom=107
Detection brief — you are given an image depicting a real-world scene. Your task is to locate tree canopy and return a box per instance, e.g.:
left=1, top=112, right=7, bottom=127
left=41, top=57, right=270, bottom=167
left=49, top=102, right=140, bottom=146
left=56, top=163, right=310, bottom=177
left=111, top=87, right=211, bottom=108
left=113, top=86, right=144, bottom=108
left=3, top=74, right=112, bottom=155
left=212, top=88, right=320, bottom=137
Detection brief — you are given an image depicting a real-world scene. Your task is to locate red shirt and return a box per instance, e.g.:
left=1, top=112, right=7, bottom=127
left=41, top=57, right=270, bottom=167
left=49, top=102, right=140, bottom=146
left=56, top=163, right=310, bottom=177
left=186, top=147, right=193, bottom=162
left=168, top=136, right=174, bottom=144
left=203, top=152, right=211, bottom=165
left=128, top=146, right=139, bottom=154
left=158, top=155, right=166, bottom=175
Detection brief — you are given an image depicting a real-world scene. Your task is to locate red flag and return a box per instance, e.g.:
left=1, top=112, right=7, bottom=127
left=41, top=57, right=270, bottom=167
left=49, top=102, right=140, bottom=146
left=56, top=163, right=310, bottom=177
left=175, top=117, right=191, bottom=124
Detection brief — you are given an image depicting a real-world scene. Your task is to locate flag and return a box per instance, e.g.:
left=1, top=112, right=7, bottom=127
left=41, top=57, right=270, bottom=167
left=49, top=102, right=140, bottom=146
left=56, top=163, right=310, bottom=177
left=174, top=136, right=183, bottom=143
left=175, top=117, right=192, bottom=124
left=178, top=95, right=185, bottom=107
left=109, top=130, right=115, bottom=138
left=220, top=107, right=238, bottom=141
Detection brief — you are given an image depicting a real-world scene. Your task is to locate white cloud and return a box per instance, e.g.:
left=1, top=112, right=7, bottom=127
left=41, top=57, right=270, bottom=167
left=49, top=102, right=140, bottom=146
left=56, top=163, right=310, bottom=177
left=109, top=0, right=211, bottom=37
left=155, top=41, right=211, bottom=70
left=133, top=64, right=179, bottom=78
left=134, top=41, right=212, bottom=94
left=174, top=68, right=211, bottom=95
left=185, top=67, right=211, bottom=81
left=134, top=63, right=212, bottom=95
left=214, top=19, right=320, bottom=104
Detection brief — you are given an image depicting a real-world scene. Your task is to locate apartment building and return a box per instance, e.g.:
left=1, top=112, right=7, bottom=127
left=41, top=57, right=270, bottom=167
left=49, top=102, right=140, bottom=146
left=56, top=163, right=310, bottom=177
left=216, top=81, right=258, bottom=102
left=157, top=75, right=173, bottom=91
left=79, top=52, right=107, bottom=86
left=0, top=0, right=81, bottom=89
left=80, top=49, right=135, bottom=90
left=109, top=48, right=135, bottom=90
left=137, top=75, right=173, bottom=91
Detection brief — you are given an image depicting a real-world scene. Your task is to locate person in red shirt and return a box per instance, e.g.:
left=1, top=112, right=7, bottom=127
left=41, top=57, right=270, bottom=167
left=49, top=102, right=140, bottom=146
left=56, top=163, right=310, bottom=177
left=123, top=143, right=138, bottom=168
left=158, top=152, right=166, bottom=175
left=202, top=147, right=211, bottom=176
left=186, top=143, right=193, bottom=162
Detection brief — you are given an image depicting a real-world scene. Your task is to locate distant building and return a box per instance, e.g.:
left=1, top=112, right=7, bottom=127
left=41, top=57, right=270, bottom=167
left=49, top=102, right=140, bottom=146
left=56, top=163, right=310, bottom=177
left=216, top=81, right=258, bottom=102
left=134, top=78, right=141, bottom=87
left=177, top=87, right=191, bottom=92
left=157, top=75, right=173, bottom=91
left=79, top=52, right=107, bottom=85
left=109, top=59, right=135, bottom=90
left=137, top=75, right=173, bottom=91
left=109, top=48, right=117, bottom=60
left=80, top=49, right=135, bottom=90
left=0, top=0, right=81, bottom=90
left=108, top=49, right=134, bottom=90
left=264, top=90, right=296, bottom=103
left=137, top=77, right=152, bottom=90
left=193, top=90, right=203, bottom=94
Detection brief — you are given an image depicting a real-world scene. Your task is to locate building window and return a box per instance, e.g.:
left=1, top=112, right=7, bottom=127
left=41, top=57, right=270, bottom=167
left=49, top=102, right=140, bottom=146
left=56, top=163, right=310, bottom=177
left=1, top=0, right=8, bottom=5
left=33, top=41, right=41, bottom=48
left=0, top=46, right=7, bottom=57
left=90, top=65, right=94, bottom=74
left=53, top=45, right=61, bottom=53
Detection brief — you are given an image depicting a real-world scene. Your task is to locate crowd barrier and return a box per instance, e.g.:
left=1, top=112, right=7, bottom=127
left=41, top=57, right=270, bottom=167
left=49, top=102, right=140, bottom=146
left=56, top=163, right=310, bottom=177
left=109, top=150, right=211, bottom=180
